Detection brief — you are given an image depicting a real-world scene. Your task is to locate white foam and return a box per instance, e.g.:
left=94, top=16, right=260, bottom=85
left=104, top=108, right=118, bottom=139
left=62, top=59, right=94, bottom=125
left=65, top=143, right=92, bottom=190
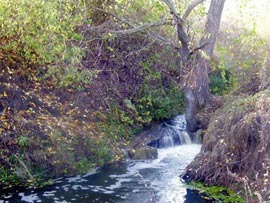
left=43, top=191, right=56, bottom=197
left=71, top=185, right=89, bottom=190
left=19, top=193, right=41, bottom=203
left=89, top=185, right=114, bottom=194
left=66, top=175, right=87, bottom=183
left=105, top=178, right=132, bottom=190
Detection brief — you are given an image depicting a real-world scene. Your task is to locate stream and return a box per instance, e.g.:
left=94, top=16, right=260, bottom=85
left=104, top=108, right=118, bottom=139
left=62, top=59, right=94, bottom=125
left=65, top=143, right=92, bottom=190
left=0, top=116, right=215, bottom=203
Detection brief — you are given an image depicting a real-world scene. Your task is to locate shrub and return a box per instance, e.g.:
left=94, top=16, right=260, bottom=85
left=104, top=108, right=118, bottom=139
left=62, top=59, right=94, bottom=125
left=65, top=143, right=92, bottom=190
left=0, top=0, right=83, bottom=64
left=209, top=62, right=235, bottom=95
left=137, top=83, right=186, bottom=122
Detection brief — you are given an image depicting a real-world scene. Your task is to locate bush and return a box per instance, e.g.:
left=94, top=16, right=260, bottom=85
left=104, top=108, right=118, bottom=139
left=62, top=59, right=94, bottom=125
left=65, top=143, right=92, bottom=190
left=0, top=0, right=84, bottom=64
left=137, top=83, right=185, bottom=122
left=209, top=62, right=235, bottom=95
left=0, top=0, right=97, bottom=88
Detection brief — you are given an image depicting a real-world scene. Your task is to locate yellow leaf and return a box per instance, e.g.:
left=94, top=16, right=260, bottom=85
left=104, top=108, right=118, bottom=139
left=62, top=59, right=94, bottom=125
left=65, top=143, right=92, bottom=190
left=3, top=92, right=7, bottom=97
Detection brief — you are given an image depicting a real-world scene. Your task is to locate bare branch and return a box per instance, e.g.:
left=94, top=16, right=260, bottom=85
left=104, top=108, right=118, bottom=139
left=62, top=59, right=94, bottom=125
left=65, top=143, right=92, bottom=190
left=188, top=41, right=208, bottom=57
left=182, top=0, right=206, bottom=20
left=162, top=0, right=178, bottom=16
left=89, top=6, right=133, bottom=26
left=110, top=20, right=172, bottom=35
left=147, top=31, right=177, bottom=47
left=160, top=0, right=190, bottom=62
left=89, top=2, right=177, bottom=48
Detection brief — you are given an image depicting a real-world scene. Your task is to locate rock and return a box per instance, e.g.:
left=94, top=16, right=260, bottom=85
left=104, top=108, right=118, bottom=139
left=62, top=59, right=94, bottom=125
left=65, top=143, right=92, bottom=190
left=126, top=147, right=158, bottom=160
left=129, top=125, right=163, bottom=149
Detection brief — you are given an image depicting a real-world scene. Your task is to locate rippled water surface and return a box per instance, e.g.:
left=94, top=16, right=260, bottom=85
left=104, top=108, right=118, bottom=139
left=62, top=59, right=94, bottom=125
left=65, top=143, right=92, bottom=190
left=0, top=144, right=215, bottom=203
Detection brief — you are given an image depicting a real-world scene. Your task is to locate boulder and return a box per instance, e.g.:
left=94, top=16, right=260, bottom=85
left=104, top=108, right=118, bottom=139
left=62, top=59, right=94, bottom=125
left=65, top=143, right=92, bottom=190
left=126, top=147, right=158, bottom=160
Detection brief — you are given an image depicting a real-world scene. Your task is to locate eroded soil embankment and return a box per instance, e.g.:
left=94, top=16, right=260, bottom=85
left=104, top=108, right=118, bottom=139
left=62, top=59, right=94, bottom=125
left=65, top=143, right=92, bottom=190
left=182, top=88, right=270, bottom=202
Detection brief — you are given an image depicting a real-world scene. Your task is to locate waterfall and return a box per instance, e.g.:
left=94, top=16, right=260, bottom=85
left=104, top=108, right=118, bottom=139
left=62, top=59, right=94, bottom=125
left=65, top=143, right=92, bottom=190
left=157, top=115, right=192, bottom=148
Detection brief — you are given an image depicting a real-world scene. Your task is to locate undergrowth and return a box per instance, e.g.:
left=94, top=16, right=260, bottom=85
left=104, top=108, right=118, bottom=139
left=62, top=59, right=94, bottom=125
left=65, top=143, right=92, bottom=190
left=188, top=181, right=245, bottom=203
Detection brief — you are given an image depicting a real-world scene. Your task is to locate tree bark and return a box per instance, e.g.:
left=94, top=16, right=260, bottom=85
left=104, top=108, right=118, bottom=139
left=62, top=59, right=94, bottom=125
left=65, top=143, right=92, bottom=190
left=181, top=0, right=226, bottom=132
left=201, top=0, right=226, bottom=57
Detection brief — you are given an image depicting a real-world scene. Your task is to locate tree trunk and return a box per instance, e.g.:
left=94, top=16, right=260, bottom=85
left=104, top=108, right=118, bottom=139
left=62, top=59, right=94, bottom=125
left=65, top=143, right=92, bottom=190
left=182, top=0, right=226, bottom=132
left=161, top=0, right=225, bottom=132
left=201, top=0, right=226, bottom=57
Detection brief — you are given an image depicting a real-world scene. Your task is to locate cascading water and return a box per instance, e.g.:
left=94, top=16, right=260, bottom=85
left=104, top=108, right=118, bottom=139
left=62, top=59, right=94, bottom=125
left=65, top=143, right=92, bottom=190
left=0, top=115, right=214, bottom=203
left=158, top=115, right=192, bottom=147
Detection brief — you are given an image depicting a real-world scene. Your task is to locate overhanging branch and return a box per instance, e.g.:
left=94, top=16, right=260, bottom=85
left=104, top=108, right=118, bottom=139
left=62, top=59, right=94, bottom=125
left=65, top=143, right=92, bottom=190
left=182, top=0, right=206, bottom=20
left=109, top=20, right=172, bottom=35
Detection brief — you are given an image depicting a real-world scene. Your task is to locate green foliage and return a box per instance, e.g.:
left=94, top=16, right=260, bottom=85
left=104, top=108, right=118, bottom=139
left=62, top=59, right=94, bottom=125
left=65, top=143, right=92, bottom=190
left=44, top=66, right=96, bottom=89
left=115, top=0, right=167, bottom=22
left=17, top=136, right=29, bottom=148
left=209, top=62, right=235, bottom=95
left=136, top=86, right=185, bottom=122
left=74, top=158, right=93, bottom=174
left=216, top=25, right=268, bottom=85
left=96, top=141, right=113, bottom=165
left=97, top=108, right=134, bottom=142
left=137, top=82, right=185, bottom=122
left=0, top=0, right=83, bottom=65
left=0, top=166, right=20, bottom=188
left=189, top=182, right=245, bottom=203
left=135, top=54, right=186, bottom=122
left=0, top=0, right=98, bottom=88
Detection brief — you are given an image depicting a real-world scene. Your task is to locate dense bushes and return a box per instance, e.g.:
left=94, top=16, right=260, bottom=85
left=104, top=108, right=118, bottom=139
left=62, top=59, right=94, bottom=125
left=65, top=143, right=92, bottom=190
left=0, top=0, right=83, bottom=64
left=137, top=82, right=185, bottom=122
left=0, top=0, right=97, bottom=88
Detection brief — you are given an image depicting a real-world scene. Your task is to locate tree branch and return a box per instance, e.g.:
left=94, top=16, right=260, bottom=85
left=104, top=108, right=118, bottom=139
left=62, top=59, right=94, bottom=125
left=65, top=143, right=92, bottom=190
left=162, top=0, right=179, bottom=16
left=110, top=20, right=172, bottom=35
left=161, top=0, right=189, bottom=48
left=147, top=31, right=177, bottom=47
left=188, top=41, right=208, bottom=57
left=89, top=6, right=134, bottom=26
left=182, top=0, right=206, bottom=20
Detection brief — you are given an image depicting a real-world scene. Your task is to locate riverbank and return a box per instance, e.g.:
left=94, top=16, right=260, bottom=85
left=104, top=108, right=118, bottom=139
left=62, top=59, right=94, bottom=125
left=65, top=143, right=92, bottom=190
left=0, top=22, right=186, bottom=189
left=182, top=74, right=270, bottom=202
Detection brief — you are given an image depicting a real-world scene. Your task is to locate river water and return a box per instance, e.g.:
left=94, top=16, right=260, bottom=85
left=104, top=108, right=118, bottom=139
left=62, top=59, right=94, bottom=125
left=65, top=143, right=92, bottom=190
left=0, top=116, right=215, bottom=203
